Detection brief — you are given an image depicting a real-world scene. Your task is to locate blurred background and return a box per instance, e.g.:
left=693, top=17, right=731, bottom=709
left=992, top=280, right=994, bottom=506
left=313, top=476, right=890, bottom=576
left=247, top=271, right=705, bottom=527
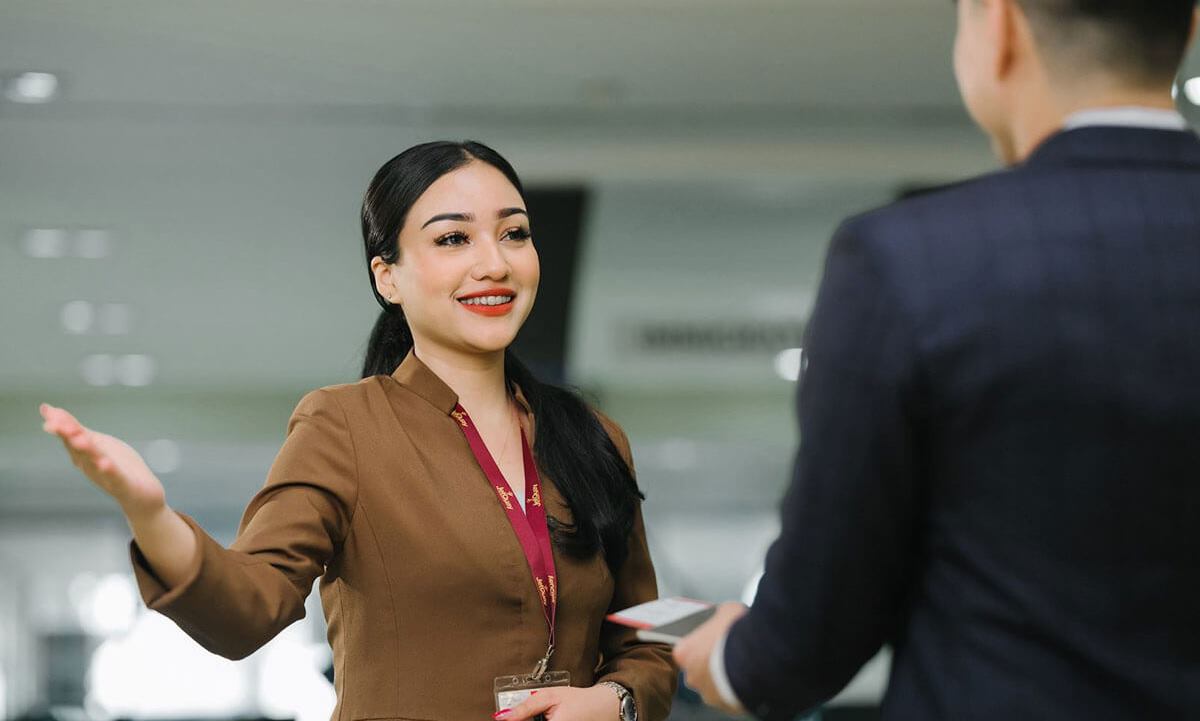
left=1, top=1, right=1198, bottom=720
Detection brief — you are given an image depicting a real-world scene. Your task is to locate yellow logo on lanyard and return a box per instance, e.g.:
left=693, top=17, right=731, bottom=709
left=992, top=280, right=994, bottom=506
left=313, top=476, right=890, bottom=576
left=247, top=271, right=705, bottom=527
left=530, top=483, right=543, bottom=508
left=495, top=486, right=515, bottom=510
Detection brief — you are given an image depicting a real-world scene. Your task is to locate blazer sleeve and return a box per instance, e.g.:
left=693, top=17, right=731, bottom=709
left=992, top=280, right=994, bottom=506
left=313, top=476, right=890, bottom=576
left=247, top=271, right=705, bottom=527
left=593, top=413, right=679, bottom=721
left=128, top=387, right=359, bottom=660
left=723, top=219, right=925, bottom=720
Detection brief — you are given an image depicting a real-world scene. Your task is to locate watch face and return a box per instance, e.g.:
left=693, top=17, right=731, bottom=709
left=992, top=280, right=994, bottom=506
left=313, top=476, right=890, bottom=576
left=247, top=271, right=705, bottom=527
left=620, top=694, right=637, bottom=721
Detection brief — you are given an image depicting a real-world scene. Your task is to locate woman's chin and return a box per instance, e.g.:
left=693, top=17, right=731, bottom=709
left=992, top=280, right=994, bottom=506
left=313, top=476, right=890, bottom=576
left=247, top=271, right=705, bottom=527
left=458, top=331, right=520, bottom=356
left=416, top=316, right=526, bottom=358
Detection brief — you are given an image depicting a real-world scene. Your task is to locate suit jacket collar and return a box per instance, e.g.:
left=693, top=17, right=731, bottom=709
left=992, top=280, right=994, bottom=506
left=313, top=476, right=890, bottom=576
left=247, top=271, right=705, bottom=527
left=1025, top=125, right=1200, bottom=170
left=389, top=350, right=534, bottom=421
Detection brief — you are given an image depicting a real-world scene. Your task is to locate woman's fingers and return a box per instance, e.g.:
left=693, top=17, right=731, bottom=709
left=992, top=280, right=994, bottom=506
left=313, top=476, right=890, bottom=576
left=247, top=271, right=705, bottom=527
left=40, top=404, right=109, bottom=470
left=41, top=406, right=89, bottom=448
left=40, top=404, right=81, bottom=438
left=55, top=407, right=85, bottom=437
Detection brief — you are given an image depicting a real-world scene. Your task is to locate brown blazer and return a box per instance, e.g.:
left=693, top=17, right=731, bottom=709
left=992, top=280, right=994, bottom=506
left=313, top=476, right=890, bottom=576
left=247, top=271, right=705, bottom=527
left=130, top=352, right=676, bottom=721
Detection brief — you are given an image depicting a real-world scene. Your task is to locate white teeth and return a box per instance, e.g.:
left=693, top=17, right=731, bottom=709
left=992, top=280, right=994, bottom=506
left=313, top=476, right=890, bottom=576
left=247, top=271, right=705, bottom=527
left=460, top=295, right=514, bottom=306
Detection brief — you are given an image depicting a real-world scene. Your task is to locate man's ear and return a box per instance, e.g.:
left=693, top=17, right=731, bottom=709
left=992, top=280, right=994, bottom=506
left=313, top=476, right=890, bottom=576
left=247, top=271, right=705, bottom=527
left=989, top=0, right=1020, bottom=82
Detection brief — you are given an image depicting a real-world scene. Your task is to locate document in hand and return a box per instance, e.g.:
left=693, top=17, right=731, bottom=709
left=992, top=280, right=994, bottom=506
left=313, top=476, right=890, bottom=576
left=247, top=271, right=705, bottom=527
left=606, top=596, right=716, bottom=646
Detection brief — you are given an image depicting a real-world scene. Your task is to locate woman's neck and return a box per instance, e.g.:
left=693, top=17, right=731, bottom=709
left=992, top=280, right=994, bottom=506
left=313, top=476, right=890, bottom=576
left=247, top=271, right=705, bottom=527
left=412, top=341, right=509, bottom=416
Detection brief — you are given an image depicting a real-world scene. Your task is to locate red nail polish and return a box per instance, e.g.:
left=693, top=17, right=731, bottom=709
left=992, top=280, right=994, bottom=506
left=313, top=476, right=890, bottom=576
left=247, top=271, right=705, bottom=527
left=492, top=710, right=509, bottom=719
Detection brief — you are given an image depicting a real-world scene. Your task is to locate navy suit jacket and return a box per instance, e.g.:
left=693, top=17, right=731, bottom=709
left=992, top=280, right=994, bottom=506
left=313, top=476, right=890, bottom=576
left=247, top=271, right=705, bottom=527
left=724, top=126, right=1200, bottom=721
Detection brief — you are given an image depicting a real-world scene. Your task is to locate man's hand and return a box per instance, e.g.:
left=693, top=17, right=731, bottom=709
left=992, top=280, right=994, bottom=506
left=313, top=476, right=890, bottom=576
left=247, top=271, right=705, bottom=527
left=674, top=602, right=749, bottom=715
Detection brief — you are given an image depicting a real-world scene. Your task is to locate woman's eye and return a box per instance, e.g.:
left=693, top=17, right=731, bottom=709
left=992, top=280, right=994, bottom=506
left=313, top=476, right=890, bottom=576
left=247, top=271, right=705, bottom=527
left=504, top=227, right=531, bottom=242
left=435, top=231, right=468, bottom=247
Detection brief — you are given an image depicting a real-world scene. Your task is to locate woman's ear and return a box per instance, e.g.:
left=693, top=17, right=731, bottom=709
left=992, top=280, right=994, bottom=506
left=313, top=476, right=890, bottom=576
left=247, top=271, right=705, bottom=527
left=371, top=255, right=399, bottom=304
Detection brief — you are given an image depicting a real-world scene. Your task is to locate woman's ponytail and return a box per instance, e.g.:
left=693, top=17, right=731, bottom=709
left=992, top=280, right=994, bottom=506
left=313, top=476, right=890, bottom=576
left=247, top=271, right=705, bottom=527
left=361, top=306, right=413, bottom=379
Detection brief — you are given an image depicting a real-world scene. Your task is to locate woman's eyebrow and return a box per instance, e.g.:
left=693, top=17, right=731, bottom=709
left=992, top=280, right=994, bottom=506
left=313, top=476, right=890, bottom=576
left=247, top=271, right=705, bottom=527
left=421, top=208, right=526, bottom=228
left=421, top=212, right=473, bottom=228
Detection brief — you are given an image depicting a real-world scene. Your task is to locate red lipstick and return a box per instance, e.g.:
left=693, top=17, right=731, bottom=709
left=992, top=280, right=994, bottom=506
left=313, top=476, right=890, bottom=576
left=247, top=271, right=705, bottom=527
left=456, top=287, right=517, bottom=317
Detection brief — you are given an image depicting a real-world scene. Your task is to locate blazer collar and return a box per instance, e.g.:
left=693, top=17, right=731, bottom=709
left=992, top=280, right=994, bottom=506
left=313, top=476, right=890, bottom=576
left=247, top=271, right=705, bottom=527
left=391, top=351, right=459, bottom=414
left=1025, top=125, right=1200, bottom=170
left=390, top=350, right=534, bottom=420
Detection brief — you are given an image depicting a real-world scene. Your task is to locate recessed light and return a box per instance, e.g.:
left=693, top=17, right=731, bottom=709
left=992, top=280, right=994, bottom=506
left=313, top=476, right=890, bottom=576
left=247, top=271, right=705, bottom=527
left=5, top=72, right=59, bottom=104
left=143, top=439, right=181, bottom=474
left=773, top=347, right=805, bottom=382
left=22, top=228, right=68, bottom=258
left=61, top=301, right=95, bottom=335
left=74, top=229, right=112, bottom=259
left=1184, top=77, right=1200, bottom=107
left=81, top=354, right=117, bottom=386
left=116, top=354, right=156, bottom=387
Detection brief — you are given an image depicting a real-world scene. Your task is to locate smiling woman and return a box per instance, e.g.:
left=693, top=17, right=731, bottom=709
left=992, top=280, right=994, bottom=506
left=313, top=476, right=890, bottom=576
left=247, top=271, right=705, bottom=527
left=40, top=141, right=676, bottom=721
left=362, top=144, right=540, bottom=371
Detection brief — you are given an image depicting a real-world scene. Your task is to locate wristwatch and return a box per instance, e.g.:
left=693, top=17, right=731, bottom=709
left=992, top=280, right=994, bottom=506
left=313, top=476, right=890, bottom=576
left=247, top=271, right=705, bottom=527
left=599, top=681, right=637, bottom=721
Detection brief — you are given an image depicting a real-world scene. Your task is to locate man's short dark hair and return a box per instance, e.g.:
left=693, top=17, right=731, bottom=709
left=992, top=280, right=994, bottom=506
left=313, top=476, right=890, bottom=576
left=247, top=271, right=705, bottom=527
left=1016, top=0, right=1196, bottom=84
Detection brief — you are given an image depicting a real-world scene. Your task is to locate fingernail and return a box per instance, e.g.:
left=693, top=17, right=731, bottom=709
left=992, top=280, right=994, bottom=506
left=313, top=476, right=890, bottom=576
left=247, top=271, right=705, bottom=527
left=530, top=691, right=537, bottom=695
left=492, top=711, right=510, bottom=719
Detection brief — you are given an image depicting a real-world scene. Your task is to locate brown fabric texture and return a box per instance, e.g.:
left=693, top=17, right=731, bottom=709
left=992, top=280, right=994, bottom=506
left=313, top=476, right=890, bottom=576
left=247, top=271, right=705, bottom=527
left=129, top=351, right=676, bottom=721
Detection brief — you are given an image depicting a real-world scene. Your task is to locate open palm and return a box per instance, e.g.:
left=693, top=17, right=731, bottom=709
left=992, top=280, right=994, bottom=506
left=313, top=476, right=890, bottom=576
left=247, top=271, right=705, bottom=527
left=40, top=403, right=166, bottom=519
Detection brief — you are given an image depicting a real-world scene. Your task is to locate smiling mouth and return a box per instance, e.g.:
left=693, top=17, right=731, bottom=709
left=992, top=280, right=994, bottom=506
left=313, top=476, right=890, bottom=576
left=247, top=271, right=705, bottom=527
left=456, top=291, right=517, bottom=316
left=457, top=294, right=515, bottom=307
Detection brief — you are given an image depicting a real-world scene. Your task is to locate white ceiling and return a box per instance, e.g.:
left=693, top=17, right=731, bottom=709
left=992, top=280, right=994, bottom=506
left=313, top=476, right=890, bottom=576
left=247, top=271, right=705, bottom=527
left=0, top=0, right=984, bottom=394
left=2, top=0, right=961, bottom=111
left=1, top=0, right=1197, bottom=516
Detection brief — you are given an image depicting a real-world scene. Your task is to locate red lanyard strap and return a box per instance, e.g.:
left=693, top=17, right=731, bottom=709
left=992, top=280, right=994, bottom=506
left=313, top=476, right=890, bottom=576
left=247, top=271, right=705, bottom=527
left=452, top=404, right=558, bottom=663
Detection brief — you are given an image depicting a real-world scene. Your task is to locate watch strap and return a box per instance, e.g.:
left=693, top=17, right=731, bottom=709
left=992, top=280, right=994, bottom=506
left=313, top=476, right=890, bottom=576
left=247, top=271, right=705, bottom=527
left=598, top=681, right=636, bottom=721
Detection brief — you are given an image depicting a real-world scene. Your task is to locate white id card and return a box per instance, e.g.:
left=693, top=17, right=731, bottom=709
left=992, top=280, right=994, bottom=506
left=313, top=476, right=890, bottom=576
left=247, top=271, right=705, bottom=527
left=606, top=596, right=716, bottom=645
left=494, top=670, right=571, bottom=717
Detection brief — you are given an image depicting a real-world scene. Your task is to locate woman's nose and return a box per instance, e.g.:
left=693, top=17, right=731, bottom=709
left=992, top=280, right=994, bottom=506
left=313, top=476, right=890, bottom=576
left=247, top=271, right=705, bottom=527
left=471, top=237, right=510, bottom=280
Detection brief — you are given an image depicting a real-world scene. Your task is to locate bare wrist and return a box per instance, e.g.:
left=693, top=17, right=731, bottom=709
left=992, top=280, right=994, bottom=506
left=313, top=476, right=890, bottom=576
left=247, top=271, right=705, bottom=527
left=124, top=501, right=173, bottom=533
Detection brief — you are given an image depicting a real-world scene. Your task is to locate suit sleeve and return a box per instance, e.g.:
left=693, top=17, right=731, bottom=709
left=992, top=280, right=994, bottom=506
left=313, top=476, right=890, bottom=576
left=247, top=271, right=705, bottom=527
left=128, top=387, right=360, bottom=660
left=724, top=220, right=925, bottom=720
left=593, top=414, right=679, bottom=721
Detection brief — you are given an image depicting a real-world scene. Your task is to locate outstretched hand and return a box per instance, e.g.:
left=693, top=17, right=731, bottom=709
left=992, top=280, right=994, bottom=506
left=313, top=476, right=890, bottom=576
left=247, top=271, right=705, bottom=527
left=673, top=602, right=749, bottom=715
left=40, top=403, right=166, bottom=520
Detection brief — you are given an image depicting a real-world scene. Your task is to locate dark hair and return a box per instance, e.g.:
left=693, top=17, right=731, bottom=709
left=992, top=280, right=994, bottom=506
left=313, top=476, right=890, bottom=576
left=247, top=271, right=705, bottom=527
left=359, top=140, right=644, bottom=572
left=1015, top=0, right=1196, bottom=83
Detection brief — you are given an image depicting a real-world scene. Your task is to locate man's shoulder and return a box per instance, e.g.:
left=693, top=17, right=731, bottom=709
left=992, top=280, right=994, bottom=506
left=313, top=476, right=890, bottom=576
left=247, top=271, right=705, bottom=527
left=841, top=165, right=1032, bottom=243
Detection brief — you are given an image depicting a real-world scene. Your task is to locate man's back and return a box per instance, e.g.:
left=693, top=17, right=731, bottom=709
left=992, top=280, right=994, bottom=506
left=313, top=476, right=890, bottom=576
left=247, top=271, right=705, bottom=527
left=672, top=2, right=1200, bottom=719
left=864, top=125, right=1200, bottom=718
left=717, top=125, right=1200, bottom=721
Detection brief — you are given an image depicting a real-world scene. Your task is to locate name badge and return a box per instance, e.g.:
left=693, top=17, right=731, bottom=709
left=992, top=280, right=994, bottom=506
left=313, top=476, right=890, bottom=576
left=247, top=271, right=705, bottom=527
left=494, top=670, right=571, bottom=718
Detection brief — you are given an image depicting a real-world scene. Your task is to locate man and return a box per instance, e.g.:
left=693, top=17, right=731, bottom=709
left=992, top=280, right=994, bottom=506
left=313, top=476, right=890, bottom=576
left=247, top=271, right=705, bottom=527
left=674, top=1, right=1200, bottom=719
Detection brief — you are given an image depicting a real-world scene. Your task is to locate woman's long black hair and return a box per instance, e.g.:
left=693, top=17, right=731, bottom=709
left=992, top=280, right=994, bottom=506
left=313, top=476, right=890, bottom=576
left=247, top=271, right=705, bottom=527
left=360, top=140, right=643, bottom=573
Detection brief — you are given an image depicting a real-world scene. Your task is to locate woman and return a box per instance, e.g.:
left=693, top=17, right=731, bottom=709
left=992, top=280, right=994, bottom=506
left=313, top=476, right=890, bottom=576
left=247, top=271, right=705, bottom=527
left=40, top=141, right=675, bottom=721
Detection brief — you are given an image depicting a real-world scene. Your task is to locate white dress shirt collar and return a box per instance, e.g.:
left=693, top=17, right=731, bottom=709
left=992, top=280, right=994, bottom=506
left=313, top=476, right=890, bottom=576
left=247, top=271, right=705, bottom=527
left=1063, top=106, right=1188, bottom=131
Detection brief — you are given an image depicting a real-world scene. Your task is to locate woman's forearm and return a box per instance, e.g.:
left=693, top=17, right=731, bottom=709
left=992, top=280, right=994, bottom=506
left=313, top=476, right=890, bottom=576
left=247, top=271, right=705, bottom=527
left=126, top=504, right=199, bottom=589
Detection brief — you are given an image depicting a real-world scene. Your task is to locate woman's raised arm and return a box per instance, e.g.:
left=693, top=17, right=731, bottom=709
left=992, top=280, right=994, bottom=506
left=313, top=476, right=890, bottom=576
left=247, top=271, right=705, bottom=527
left=39, top=403, right=198, bottom=587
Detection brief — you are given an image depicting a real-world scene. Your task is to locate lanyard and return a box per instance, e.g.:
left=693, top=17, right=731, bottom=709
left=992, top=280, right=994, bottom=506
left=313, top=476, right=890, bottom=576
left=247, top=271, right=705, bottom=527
left=451, top=403, right=558, bottom=677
